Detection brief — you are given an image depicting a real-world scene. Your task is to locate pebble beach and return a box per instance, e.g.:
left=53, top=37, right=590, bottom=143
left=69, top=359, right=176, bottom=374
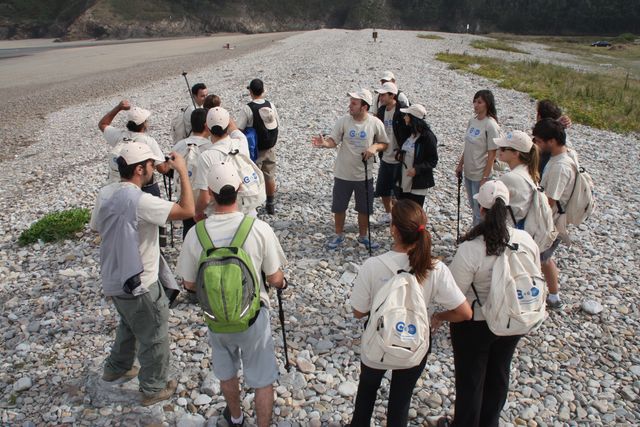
left=0, top=29, right=639, bottom=426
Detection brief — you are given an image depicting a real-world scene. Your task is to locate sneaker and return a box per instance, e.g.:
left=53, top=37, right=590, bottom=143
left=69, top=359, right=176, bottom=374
left=102, top=366, right=139, bottom=383
left=141, top=379, right=177, bottom=407
left=221, top=405, right=245, bottom=427
left=357, top=236, right=380, bottom=250
left=326, top=234, right=345, bottom=249
left=546, top=296, right=564, bottom=309
left=265, top=201, right=275, bottom=215
left=379, top=212, right=391, bottom=224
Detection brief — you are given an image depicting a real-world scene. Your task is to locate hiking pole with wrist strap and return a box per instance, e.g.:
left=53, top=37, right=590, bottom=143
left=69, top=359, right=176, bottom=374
left=276, top=279, right=291, bottom=371
left=363, top=156, right=373, bottom=257
left=456, top=172, right=462, bottom=244
left=182, top=71, right=197, bottom=109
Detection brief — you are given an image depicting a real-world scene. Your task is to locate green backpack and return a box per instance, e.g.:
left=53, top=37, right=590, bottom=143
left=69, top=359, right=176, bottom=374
left=195, top=216, right=261, bottom=333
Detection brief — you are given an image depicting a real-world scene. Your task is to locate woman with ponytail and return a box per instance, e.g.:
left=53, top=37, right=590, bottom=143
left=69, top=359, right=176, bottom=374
left=494, top=130, right=539, bottom=229
left=433, top=180, right=541, bottom=427
left=349, top=199, right=472, bottom=427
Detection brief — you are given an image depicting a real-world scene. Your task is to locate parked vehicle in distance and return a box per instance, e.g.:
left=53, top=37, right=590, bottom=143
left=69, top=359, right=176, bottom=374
left=591, top=41, right=612, bottom=47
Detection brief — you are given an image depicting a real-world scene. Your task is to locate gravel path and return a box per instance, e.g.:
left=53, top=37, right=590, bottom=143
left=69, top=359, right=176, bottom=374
left=0, top=29, right=638, bottom=426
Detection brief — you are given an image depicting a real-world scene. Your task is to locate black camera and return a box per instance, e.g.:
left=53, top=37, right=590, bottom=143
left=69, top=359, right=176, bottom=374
left=123, top=273, right=142, bottom=294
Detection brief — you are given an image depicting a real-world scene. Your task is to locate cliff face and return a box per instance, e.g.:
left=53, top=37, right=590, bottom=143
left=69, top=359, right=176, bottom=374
left=1, top=0, right=638, bottom=40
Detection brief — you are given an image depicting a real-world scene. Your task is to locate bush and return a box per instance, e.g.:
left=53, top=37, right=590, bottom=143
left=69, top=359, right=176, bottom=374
left=470, top=39, right=528, bottom=54
left=18, top=208, right=90, bottom=246
left=418, top=34, right=444, bottom=40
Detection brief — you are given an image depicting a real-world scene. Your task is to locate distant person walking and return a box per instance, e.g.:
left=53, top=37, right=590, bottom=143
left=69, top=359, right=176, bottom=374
left=349, top=199, right=471, bottom=427
left=312, top=89, right=388, bottom=251
left=396, top=104, right=438, bottom=208
left=237, top=78, right=280, bottom=214
left=455, top=90, right=500, bottom=226
left=434, top=180, right=541, bottom=427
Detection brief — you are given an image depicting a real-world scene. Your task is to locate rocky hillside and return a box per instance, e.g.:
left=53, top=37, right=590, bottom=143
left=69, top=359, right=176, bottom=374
left=1, top=0, right=639, bottom=40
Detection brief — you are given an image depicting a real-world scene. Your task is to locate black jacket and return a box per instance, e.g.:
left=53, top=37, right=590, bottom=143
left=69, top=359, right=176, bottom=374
left=398, top=127, right=438, bottom=190
left=376, top=102, right=411, bottom=160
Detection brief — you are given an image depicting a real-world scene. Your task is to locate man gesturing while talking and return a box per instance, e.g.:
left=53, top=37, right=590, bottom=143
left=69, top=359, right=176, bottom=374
left=312, top=89, right=388, bottom=251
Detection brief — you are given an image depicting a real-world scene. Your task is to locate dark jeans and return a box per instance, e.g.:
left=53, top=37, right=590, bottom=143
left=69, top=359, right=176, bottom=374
left=450, top=321, right=522, bottom=427
left=351, top=355, right=428, bottom=427
left=398, top=192, right=425, bottom=208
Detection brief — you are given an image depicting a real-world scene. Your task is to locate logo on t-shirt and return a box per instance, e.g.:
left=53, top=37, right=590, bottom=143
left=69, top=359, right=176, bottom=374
left=349, top=130, right=356, bottom=138
left=469, top=127, right=481, bottom=137
left=359, top=131, right=367, bottom=139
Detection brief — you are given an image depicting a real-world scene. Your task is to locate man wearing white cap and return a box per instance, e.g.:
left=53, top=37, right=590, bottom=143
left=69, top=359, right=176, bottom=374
left=312, top=89, right=388, bottom=250
left=176, top=161, right=286, bottom=427
left=237, top=78, right=280, bottom=214
left=193, top=107, right=251, bottom=219
left=98, top=100, right=169, bottom=184
left=91, top=143, right=195, bottom=406
left=374, top=81, right=411, bottom=222
left=373, top=70, right=410, bottom=113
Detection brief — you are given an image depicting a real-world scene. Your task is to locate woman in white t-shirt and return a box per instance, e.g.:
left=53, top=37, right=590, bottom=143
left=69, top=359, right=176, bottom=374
left=395, top=104, right=439, bottom=208
left=455, top=90, right=501, bottom=226
left=350, top=199, right=472, bottom=427
left=494, top=130, right=540, bottom=228
left=433, top=181, right=540, bottom=427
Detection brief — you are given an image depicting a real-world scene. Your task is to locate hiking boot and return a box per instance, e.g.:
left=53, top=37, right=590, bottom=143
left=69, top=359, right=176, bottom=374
left=357, top=236, right=380, bottom=250
left=102, top=366, right=139, bottom=383
left=546, top=296, right=564, bottom=309
left=326, top=234, right=345, bottom=249
left=265, top=201, right=276, bottom=215
left=141, top=379, right=177, bottom=407
left=379, top=212, right=391, bottom=224
left=221, top=405, right=245, bottom=426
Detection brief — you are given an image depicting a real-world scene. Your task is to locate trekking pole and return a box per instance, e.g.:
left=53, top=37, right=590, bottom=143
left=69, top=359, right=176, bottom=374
left=363, top=156, right=373, bottom=256
left=456, top=172, right=462, bottom=244
left=276, top=285, right=291, bottom=371
left=182, top=71, right=197, bottom=109
left=168, top=176, right=174, bottom=247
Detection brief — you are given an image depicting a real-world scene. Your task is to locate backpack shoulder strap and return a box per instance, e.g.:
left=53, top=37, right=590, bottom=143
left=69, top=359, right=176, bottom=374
left=377, top=255, right=406, bottom=276
left=195, top=220, right=215, bottom=252
left=230, top=216, right=255, bottom=248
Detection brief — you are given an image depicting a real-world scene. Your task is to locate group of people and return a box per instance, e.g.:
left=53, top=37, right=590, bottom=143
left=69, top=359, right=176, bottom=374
left=90, top=69, right=582, bottom=427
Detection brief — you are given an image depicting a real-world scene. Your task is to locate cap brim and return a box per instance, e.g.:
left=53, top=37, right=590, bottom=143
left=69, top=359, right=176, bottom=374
left=399, top=107, right=410, bottom=113
left=347, top=92, right=361, bottom=99
left=493, top=137, right=509, bottom=147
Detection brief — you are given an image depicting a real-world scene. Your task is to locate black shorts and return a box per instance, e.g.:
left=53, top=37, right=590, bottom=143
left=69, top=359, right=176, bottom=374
left=332, top=178, right=374, bottom=214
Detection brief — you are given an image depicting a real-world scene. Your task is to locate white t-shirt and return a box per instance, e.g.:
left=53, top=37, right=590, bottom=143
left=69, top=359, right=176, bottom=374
left=381, top=108, right=399, bottom=164
left=330, top=114, right=388, bottom=181
left=463, top=117, right=500, bottom=181
left=498, top=164, right=535, bottom=222
left=193, top=131, right=250, bottom=191
left=175, top=211, right=286, bottom=308
left=102, top=126, right=165, bottom=183
left=237, top=99, right=280, bottom=130
left=541, top=152, right=576, bottom=215
left=449, top=228, right=540, bottom=321
left=90, top=182, right=174, bottom=289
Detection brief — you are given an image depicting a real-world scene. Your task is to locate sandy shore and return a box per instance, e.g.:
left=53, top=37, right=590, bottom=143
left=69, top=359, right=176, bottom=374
left=0, top=32, right=298, bottom=161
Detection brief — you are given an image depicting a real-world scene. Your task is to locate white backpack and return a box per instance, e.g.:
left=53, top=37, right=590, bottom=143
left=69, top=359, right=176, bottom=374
left=212, top=143, right=266, bottom=214
left=520, top=176, right=558, bottom=252
left=361, top=257, right=430, bottom=370
left=171, top=106, right=191, bottom=143
left=563, top=159, right=595, bottom=226
left=174, top=142, right=201, bottom=201
left=472, top=239, right=547, bottom=336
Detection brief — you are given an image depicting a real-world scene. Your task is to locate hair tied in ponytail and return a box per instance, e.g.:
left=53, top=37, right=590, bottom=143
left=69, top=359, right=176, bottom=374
left=416, top=224, right=425, bottom=232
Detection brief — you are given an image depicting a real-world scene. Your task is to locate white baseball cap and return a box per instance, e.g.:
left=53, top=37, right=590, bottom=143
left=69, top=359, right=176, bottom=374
left=119, top=142, right=164, bottom=165
left=347, top=88, right=373, bottom=106
left=126, top=107, right=151, bottom=125
left=258, top=107, right=277, bottom=130
left=400, top=104, right=427, bottom=120
left=380, top=70, right=395, bottom=81
left=473, top=180, right=510, bottom=209
left=375, top=82, right=398, bottom=95
left=494, top=130, right=533, bottom=153
left=206, top=161, right=242, bottom=194
left=206, top=107, right=230, bottom=130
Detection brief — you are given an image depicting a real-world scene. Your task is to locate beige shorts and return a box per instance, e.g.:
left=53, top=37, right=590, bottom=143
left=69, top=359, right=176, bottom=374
left=256, top=147, right=276, bottom=181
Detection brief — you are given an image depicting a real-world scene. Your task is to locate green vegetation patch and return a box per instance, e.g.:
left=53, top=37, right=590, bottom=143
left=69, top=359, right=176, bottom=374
left=470, top=39, right=528, bottom=54
left=19, top=208, right=90, bottom=246
left=436, top=52, right=640, bottom=133
left=418, top=34, right=444, bottom=40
